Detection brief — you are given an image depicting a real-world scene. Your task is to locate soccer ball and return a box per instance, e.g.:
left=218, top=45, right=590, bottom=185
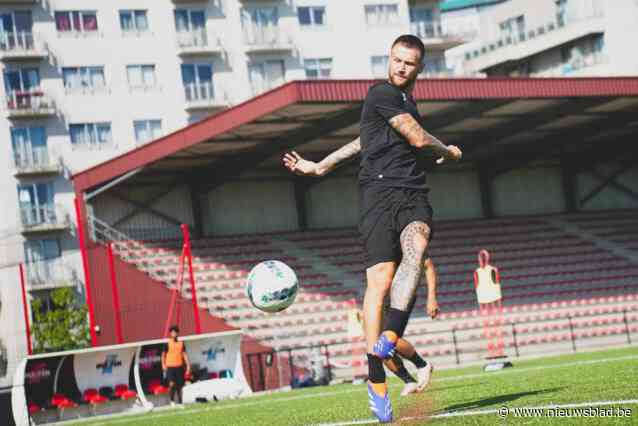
left=245, top=260, right=298, bottom=313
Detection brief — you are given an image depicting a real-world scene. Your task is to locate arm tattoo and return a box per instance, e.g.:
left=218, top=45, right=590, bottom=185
left=316, top=137, right=361, bottom=176
left=389, top=114, right=449, bottom=157
left=390, top=221, right=430, bottom=311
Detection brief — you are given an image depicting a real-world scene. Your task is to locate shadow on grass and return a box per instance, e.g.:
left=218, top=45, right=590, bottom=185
left=443, top=387, right=564, bottom=412
left=431, top=382, right=487, bottom=393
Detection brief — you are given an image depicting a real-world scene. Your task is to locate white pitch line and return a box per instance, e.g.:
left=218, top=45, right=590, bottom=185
left=313, top=399, right=638, bottom=426
left=84, top=353, right=638, bottom=426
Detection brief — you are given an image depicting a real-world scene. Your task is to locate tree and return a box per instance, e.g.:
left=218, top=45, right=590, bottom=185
left=31, top=287, right=90, bottom=353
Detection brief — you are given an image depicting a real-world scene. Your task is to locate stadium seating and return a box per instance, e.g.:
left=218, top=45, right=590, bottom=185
left=112, top=210, right=638, bottom=374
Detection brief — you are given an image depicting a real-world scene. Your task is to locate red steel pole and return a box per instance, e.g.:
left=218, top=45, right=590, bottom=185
left=18, top=264, right=32, bottom=355
left=181, top=224, right=202, bottom=334
left=74, top=197, right=98, bottom=347
left=107, top=243, right=124, bottom=344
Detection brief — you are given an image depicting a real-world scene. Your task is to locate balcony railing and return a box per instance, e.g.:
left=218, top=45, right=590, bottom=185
left=19, top=203, right=70, bottom=233
left=464, top=6, right=605, bottom=64
left=0, top=31, right=47, bottom=60
left=184, top=82, right=227, bottom=110
left=410, top=20, right=471, bottom=49
left=243, top=26, right=294, bottom=53
left=12, top=146, right=61, bottom=176
left=5, top=90, right=56, bottom=118
left=176, top=29, right=223, bottom=55
left=25, top=255, right=80, bottom=290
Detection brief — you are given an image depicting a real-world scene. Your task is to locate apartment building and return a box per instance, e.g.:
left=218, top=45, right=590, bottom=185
left=443, top=0, right=638, bottom=77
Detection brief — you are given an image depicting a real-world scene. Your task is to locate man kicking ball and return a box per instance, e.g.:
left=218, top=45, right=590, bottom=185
left=284, top=34, right=461, bottom=422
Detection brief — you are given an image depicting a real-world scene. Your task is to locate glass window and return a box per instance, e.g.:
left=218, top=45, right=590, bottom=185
left=365, top=4, right=398, bottom=26
left=69, top=123, right=112, bottom=148
left=371, top=55, right=389, bottom=77
left=120, top=10, right=148, bottom=32
left=55, top=11, right=98, bottom=33
left=3, top=68, right=40, bottom=93
left=304, top=58, right=332, bottom=79
left=127, top=64, right=156, bottom=88
left=174, top=9, right=206, bottom=31
left=248, top=60, right=285, bottom=95
left=298, top=6, right=325, bottom=26
left=134, top=120, right=162, bottom=145
left=62, top=66, right=105, bottom=90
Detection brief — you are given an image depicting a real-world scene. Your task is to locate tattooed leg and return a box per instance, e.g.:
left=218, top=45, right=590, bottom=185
left=372, top=222, right=431, bottom=359
left=390, top=221, right=430, bottom=312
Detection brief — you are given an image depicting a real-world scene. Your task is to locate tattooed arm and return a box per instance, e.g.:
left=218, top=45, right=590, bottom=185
left=388, top=114, right=462, bottom=163
left=283, top=137, right=361, bottom=177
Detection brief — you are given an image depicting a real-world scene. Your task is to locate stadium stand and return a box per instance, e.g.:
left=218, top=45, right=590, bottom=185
left=108, top=209, right=638, bottom=377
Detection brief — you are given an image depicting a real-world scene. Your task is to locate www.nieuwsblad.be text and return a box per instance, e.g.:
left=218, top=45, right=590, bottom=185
left=498, top=405, right=633, bottom=418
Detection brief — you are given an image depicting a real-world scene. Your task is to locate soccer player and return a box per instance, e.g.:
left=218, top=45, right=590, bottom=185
left=284, top=34, right=461, bottom=422
left=161, top=325, right=191, bottom=407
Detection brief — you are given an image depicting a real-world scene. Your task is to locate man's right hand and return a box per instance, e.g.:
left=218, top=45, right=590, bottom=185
left=283, top=151, right=322, bottom=177
left=436, top=145, right=463, bottom=164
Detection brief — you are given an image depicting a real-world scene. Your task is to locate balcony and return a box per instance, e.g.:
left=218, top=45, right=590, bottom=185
left=12, top=146, right=61, bottom=177
left=5, top=90, right=57, bottom=119
left=0, top=0, right=38, bottom=3
left=464, top=11, right=605, bottom=73
left=176, top=29, right=224, bottom=56
left=25, top=256, right=80, bottom=291
left=19, top=204, right=71, bottom=234
left=184, top=82, right=227, bottom=111
left=243, top=26, right=295, bottom=54
left=410, top=21, right=469, bottom=50
left=0, top=32, right=48, bottom=61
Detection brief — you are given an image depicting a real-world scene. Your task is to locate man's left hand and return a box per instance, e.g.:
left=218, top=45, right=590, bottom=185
left=427, top=297, right=439, bottom=319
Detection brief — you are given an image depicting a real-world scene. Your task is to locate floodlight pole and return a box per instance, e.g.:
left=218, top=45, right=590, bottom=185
left=74, top=197, right=98, bottom=347
left=107, top=243, right=124, bottom=344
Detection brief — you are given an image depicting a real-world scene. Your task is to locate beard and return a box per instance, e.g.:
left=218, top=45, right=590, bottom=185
left=389, top=72, right=415, bottom=89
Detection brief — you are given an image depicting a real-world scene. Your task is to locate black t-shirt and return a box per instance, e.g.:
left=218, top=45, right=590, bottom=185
left=359, top=81, right=426, bottom=189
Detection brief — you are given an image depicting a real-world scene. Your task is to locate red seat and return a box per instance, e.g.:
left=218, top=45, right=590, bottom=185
left=148, top=379, right=169, bottom=395
left=115, top=384, right=138, bottom=400
left=51, top=393, right=76, bottom=408
left=28, top=402, right=40, bottom=414
left=83, top=388, right=107, bottom=404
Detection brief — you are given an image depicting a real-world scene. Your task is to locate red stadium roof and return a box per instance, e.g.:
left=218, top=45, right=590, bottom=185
left=72, top=77, right=638, bottom=194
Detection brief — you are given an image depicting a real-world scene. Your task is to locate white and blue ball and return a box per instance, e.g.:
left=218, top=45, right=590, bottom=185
left=245, top=260, right=298, bottom=313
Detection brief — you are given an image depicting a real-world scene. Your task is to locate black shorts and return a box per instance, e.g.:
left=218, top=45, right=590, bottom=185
left=165, top=366, right=185, bottom=387
left=359, top=186, right=434, bottom=270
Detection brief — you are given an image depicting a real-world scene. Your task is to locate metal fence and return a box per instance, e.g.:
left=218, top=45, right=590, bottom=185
left=243, top=306, right=637, bottom=391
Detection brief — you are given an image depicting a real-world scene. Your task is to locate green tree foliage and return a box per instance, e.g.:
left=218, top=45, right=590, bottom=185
left=31, top=287, right=90, bottom=353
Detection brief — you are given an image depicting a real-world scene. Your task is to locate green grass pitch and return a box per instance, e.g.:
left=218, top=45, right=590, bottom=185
left=72, top=346, right=638, bottom=426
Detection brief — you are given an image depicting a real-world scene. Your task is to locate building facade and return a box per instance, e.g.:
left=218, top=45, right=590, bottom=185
left=443, top=0, right=638, bottom=77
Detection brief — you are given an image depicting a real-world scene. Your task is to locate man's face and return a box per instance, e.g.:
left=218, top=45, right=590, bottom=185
left=388, top=43, right=423, bottom=89
left=170, top=330, right=178, bottom=339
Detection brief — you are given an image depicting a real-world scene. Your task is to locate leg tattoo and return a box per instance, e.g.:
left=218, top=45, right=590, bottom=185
left=390, top=221, right=430, bottom=311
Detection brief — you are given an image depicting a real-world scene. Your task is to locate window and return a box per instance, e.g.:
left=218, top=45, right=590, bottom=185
left=55, top=11, right=98, bottom=33
left=0, top=11, right=34, bottom=50
left=120, top=10, right=148, bottom=33
left=174, top=9, right=205, bottom=32
left=181, top=64, right=214, bottom=101
left=371, top=55, right=388, bottom=77
left=62, top=66, right=105, bottom=91
left=11, top=127, right=47, bottom=168
left=127, top=65, right=156, bottom=89
left=242, top=8, right=279, bottom=44
left=499, top=15, right=525, bottom=42
left=134, top=120, right=162, bottom=145
left=69, top=123, right=112, bottom=149
left=364, top=4, right=399, bottom=26
left=4, top=68, right=40, bottom=93
left=410, top=8, right=439, bottom=38
left=304, top=58, right=332, bottom=79
left=248, top=60, right=285, bottom=95
left=298, top=6, right=325, bottom=26
left=24, top=239, right=60, bottom=263
left=18, top=182, right=55, bottom=226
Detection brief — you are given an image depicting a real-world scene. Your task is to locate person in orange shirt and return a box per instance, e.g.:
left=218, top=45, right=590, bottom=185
left=161, top=325, right=191, bottom=406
